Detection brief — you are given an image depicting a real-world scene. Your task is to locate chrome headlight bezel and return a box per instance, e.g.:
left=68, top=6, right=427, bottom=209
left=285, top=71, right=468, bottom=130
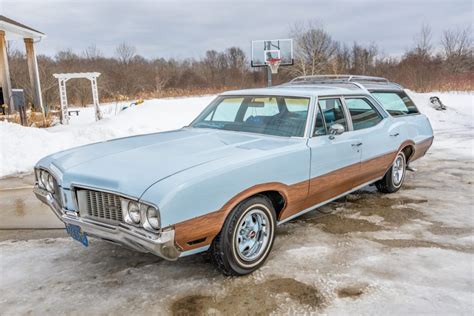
left=36, top=169, right=56, bottom=194
left=144, top=206, right=161, bottom=231
left=126, top=201, right=141, bottom=225
left=45, top=173, right=55, bottom=193
left=122, top=199, right=161, bottom=232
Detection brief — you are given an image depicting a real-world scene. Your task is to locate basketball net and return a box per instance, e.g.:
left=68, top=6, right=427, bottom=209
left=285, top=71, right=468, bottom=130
left=267, top=58, right=281, bottom=74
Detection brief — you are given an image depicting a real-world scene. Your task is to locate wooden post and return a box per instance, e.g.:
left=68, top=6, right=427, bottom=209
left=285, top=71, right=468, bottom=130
left=0, top=30, right=13, bottom=114
left=24, top=38, right=44, bottom=113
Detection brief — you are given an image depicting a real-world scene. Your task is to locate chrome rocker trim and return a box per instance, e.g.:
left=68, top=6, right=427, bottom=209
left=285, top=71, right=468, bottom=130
left=33, top=186, right=182, bottom=261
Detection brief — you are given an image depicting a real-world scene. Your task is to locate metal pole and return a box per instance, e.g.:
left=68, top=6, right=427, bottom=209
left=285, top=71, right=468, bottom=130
left=267, top=66, right=272, bottom=87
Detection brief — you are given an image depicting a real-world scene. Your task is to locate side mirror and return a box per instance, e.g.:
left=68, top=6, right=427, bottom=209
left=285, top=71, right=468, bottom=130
left=329, top=123, right=345, bottom=139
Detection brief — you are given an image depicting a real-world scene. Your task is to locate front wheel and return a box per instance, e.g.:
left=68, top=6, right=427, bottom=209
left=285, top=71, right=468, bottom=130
left=210, top=195, right=276, bottom=276
left=376, top=151, right=406, bottom=193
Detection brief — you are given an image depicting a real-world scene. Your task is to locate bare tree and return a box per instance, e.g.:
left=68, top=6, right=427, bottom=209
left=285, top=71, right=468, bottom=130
left=289, top=21, right=337, bottom=76
left=83, top=45, right=103, bottom=60
left=413, top=24, right=433, bottom=59
left=115, top=42, right=136, bottom=64
left=350, top=42, right=378, bottom=74
left=441, top=26, right=473, bottom=73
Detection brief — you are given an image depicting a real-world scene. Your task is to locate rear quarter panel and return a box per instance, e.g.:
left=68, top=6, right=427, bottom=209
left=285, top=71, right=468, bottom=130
left=397, top=114, right=433, bottom=144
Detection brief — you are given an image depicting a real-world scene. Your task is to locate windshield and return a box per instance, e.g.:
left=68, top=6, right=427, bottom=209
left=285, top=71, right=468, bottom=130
left=190, top=96, right=310, bottom=137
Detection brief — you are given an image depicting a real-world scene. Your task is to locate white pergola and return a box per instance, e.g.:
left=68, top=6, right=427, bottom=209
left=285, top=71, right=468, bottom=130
left=53, top=72, right=102, bottom=124
left=0, top=15, right=46, bottom=115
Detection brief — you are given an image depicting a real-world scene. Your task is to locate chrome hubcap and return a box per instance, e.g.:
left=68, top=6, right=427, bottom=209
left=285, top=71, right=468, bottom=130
left=235, top=209, right=270, bottom=262
left=392, top=155, right=405, bottom=186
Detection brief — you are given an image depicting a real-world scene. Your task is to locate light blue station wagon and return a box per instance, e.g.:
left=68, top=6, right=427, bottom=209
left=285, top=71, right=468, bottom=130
left=34, top=75, right=433, bottom=275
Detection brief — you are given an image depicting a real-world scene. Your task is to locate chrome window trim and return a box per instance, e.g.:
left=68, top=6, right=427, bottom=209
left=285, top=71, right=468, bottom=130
left=303, top=96, right=317, bottom=138
left=339, top=96, right=354, bottom=131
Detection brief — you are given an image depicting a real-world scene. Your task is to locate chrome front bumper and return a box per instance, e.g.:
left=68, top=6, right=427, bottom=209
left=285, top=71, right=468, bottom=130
left=33, top=186, right=181, bottom=260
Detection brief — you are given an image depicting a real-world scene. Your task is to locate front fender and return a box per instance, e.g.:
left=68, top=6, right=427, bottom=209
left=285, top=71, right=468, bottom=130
left=140, top=141, right=310, bottom=250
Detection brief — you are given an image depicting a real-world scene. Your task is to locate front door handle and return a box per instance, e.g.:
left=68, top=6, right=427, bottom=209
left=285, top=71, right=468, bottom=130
left=390, top=132, right=400, bottom=137
left=352, top=142, right=363, bottom=147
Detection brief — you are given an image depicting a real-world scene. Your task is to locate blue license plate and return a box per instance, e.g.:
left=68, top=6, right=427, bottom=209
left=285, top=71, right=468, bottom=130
left=65, top=224, right=88, bottom=247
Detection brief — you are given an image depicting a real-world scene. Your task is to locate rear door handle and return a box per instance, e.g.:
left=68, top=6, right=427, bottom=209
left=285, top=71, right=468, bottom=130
left=390, top=133, right=400, bottom=137
left=352, top=142, right=363, bottom=147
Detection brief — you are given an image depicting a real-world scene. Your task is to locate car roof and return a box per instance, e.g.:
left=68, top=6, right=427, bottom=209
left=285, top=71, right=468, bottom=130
left=220, top=85, right=368, bottom=98
left=220, top=75, right=405, bottom=98
left=286, top=75, right=404, bottom=91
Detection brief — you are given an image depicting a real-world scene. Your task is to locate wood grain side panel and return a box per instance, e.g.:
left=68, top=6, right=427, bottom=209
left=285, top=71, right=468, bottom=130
left=279, top=162, right=360, bottom=220
left=354, top=152, right=397, bottom=187
left=174, top=209, right=226, bottom=250
left=174, top=181, right=309, bottom=251
left=410, top=137, right=434, bottom=162
left=174, top=138, right=429, bottom=252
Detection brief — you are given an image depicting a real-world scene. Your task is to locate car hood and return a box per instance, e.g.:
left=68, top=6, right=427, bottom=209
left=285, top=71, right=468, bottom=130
left=38, top=128, right=300, bottom=198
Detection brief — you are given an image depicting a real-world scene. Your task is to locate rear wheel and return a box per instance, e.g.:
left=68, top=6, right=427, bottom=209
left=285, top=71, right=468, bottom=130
left=376, top=151, right=406, bottom=193
left=210, top=195, right=276, bottom=276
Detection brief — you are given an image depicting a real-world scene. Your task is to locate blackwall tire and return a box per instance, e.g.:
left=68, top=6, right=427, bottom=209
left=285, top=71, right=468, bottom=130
left=376, top=151, right=407, bottom=193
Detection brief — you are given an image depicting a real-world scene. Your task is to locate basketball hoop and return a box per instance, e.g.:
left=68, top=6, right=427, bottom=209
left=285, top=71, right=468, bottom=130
left=266, top=58, right=281, bottom=74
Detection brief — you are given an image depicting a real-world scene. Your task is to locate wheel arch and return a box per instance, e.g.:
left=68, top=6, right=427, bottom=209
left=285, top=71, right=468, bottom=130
left=401, top=144, right=415, bottom=163
left=174, top=183, right=291, bottom=252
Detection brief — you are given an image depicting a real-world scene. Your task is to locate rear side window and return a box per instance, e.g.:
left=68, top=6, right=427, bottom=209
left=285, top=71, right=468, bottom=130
left=371, top=91, right=419, bottom=116
left=345, top=98, right=383, bottom=130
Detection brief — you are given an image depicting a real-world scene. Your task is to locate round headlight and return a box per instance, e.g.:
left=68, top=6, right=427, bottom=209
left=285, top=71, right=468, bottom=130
left=146, top=207, right=160, bottom=230
left=127, top=202, right=141, bottom=224
left=46, top=174, right=55, bottom=193
left=40, top=171, right=48, bottom=189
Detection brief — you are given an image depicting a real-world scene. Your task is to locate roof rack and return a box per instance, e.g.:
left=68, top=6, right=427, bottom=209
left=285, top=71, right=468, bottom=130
left=289, top=74, right=390, bottom=84
left=284, top=75, right=403, bottom=91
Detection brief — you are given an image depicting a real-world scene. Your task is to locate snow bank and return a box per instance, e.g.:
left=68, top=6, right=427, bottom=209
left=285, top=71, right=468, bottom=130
left=407, top=91, right=474, bottom=159
left=0, top=91, right=472, bottom=178
left=0, top=96, right=214, bottom=177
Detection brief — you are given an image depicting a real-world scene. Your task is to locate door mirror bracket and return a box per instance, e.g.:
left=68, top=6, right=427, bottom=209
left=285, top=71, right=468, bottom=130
left=329, top=123, right=345, bottom=139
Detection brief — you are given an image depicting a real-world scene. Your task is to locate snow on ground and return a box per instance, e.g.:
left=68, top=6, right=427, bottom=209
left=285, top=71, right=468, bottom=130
left=0, top=96, right=214, bottom=177
left=408, top=91, right=474, bottom=159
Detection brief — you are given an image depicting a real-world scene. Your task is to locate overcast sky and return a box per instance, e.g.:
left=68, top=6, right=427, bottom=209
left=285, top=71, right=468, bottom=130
left=1, top=0, right=472, bottom=60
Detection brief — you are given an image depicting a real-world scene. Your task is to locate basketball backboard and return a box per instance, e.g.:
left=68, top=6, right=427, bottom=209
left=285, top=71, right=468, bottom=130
left=251, top=39, right=293, bottom=67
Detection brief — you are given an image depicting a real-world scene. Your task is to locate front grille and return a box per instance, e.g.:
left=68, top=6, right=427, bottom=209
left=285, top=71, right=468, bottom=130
left=76, top=189, right=124, bottom=223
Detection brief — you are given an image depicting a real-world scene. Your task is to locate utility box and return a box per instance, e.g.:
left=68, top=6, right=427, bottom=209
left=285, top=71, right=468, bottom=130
left=12, top=89, right=25, bottom=111
left=12, top=89, right=27, bottom=125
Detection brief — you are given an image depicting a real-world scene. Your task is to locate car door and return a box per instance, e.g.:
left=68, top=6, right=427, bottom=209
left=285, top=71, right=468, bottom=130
left=306, top=97, right=363, bottom=207
left=343, top=96, right=397, bottom=186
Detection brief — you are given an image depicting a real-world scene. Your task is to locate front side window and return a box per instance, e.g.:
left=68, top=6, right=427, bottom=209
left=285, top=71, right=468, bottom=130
left=318, top=98, right=348, bottom=131
left=313, top=105, right=326, bottom=136
left=371, top=91, right=419, bottom=116
left=345, top=98, right=383, bottom=130
left=191, top=96, right=310, bottom=137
